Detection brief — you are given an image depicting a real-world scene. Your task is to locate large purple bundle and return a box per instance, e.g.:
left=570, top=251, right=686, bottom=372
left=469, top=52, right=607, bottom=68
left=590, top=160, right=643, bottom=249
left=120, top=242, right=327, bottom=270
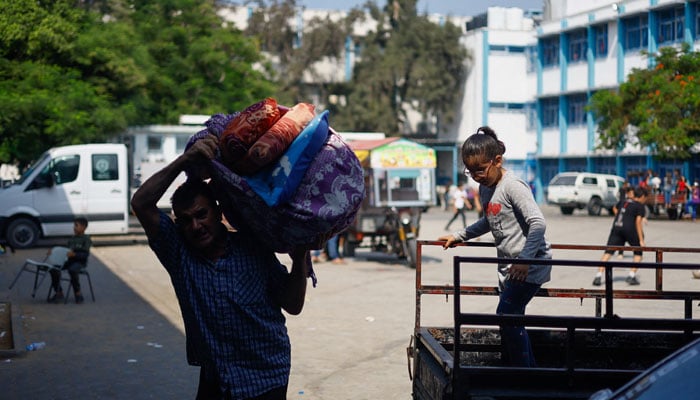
left=188, top=112, right=365, bottom=255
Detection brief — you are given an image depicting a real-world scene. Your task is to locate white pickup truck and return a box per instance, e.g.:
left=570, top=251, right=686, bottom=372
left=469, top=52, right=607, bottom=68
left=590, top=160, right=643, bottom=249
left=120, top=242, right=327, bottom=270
left=547, top=172, right=625, bottom=216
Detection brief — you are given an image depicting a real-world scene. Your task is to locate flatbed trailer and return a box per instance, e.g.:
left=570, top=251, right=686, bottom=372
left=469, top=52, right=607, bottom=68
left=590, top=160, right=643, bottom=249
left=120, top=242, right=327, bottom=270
left=409, top=241, right=700, bottom=400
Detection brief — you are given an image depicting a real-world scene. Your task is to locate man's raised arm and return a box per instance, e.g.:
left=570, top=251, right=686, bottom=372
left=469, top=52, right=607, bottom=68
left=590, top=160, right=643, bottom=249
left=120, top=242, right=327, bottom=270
left=130, top=134, right=218, bottom=238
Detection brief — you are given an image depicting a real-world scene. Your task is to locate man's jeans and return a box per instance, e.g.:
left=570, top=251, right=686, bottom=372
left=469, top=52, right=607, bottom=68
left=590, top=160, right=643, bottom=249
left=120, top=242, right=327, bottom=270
left=496, top=279, right=541, bottom=367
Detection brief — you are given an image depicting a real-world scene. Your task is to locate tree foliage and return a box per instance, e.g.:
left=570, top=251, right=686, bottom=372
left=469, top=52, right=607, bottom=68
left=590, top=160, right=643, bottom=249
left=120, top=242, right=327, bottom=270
left=243, top=0, right=468, bottom=135
left=0, top=0, right=273, bottom=166
left=589, top=45, right=700, bottom=159
left=331, top=0, right=468, bottom=135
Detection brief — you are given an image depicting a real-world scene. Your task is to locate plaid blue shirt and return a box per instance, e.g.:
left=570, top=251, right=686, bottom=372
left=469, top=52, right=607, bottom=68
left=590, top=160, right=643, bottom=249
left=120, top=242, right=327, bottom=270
left=150, top=212, right=290, bottom=399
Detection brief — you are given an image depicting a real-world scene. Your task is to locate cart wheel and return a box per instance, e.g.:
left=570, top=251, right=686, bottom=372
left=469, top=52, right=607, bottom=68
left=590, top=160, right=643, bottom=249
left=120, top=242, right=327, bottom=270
left=405, top=238, right=418, bottom=269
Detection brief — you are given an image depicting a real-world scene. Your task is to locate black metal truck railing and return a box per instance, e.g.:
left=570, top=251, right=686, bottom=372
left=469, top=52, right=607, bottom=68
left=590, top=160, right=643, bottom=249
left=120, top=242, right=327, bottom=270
left=411, top=240, right=700, bottom=399
left=450, top=255, right=700, bottom=399
left=414, top=240, right=700, bottom=333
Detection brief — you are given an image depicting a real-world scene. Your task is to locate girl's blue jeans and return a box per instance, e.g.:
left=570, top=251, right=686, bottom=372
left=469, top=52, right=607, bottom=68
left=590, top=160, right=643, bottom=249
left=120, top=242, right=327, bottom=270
left=496, top=279, right=541, bottom=367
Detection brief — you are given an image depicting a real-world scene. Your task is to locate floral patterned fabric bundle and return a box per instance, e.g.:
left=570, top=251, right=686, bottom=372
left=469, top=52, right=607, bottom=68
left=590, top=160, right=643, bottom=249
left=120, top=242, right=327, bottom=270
left=219, top=98, right=280, bottom=168
left=186, top=102, right=366, bottom=285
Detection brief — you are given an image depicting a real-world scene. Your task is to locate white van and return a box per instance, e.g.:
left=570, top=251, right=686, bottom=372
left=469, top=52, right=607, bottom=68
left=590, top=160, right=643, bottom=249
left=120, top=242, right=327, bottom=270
left=0, top=144, right=129, bottom=248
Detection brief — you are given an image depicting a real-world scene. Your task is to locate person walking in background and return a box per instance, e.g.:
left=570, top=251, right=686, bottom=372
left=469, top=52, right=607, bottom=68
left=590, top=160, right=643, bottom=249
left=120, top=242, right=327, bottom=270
left=326, top=233, right=346, bottom=264
left=613, top=185, right=635, bottom=259
left=688, top=182, right=700, bottom=222
left=676, top=173, right=690, bottom=219
left=438, top=126, right=552, bottom=367
left=593, top=186, right=649, bottom=287
left=444, top=179, right=457, bottom=211
left=465, top=176, right=483, bottom=218
left=662, top=172, right=674, bottom=211
left=131, top=134, right=310, bottom=400
left=444, top=182, right=471, bottom=231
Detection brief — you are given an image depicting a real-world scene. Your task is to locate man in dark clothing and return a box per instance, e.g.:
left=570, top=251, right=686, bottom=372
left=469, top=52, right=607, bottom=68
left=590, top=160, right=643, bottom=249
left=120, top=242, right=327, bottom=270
left=131, top=134, right=310, bottom=400
left=593, top=186, right=648, bottom=286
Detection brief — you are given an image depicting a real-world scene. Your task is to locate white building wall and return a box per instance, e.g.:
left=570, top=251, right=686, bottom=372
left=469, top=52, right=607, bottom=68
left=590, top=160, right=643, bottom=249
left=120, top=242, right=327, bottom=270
left=488, top=111, right=533, bottom=160
left=454, top=31, right=484, bottom=141
left=565, top=126, right=589, bottom=154
left=541, top=129, right=561, bottom=156
left=624, top=53, right=648, bottom=77
left=489, top=53, right=529, bottom=102
left=541, top=68, right=560, bottom=96
left=567, top=63, right=588, bottom=91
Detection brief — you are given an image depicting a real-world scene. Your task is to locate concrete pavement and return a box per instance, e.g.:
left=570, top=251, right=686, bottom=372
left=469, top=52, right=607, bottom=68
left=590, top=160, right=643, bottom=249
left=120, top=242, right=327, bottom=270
left=1, top=205, right=699, bottom=399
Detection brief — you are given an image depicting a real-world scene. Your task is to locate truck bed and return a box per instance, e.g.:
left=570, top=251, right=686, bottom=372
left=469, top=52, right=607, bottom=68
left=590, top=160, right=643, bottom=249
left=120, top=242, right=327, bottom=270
left=410, top=241, right=700, bottom=400
left=414, top=326, right=698, bottom=400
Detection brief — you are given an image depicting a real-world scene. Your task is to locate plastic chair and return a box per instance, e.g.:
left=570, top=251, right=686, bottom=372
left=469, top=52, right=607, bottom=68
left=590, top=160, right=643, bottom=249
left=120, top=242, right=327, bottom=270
left=59, top=261, right=95, bottom=304
left=8, top=246, right=70, bottom=300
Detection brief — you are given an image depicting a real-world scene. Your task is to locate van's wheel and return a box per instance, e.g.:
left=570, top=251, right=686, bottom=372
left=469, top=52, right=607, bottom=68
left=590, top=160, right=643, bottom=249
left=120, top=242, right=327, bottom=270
left=587, top=198, right=603, bottom=216
left=6, top=218, right=40, bottom=249
left=560, top=207, right=574, bottom=215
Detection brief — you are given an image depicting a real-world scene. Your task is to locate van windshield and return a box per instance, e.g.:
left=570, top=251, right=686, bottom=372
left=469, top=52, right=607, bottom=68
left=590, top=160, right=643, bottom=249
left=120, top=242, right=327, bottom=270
left=13, top=152, right=50, bottom=186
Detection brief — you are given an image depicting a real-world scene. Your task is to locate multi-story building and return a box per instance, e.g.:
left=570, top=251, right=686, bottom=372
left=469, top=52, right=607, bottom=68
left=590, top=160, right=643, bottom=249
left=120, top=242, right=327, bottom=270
left=214, top=2, right=700, bottom=202
left=530, top=0, right=700, bottom=198
left=441, top=7, right=541, bottom=193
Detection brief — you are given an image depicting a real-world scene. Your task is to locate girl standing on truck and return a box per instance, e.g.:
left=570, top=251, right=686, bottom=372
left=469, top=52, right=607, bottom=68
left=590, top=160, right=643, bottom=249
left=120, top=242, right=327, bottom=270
left=438, top=126, right=552, bottom=367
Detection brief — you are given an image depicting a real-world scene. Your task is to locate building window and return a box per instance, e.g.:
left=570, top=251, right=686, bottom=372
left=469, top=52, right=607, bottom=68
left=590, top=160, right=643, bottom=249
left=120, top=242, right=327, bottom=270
left=147, top=136, right=162, bottom=153
left=658, top=7, right=684, bottom=44
left=568, top=29, right=587, bottom=62
left=593, top=24, right=608, bottom=58
left=542, top=36, right=559, bottom=67
left=541, top=97, right=559, bottom=128
left=567, top=94, right=587, bottom=126
left=489, top=103, right=525, bottom=112
left=624, top=14, right=649, bottom=51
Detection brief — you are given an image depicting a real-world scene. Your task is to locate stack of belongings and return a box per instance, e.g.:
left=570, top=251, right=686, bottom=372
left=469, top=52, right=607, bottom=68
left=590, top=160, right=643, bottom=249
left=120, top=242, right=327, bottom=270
left=186, top=98, right=365, bottom=286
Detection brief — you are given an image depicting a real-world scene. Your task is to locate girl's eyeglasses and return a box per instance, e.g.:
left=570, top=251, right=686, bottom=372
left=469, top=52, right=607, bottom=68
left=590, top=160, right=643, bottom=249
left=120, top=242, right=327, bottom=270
left=464, top=160, right=493, bottom=178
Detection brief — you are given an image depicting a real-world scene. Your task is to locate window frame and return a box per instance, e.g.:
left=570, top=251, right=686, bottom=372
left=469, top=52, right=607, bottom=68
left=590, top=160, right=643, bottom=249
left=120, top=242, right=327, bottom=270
left=542, top=36, right=559, bottom=67
left=567, top=94, right=588, bottom=126
left=568, top=29, right=588, bottom=63
left=624, top=14, right=649, bottom=51
left=593, top=24, right=608, bottom=58
left=657, top=7, right=684, bottom=45
left=541, top=97, right=559, bottom=128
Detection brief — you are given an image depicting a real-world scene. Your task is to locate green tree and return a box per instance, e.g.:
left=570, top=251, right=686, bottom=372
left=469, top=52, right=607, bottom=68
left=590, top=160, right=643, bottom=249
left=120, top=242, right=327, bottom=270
left=331, top=0, right=468, bottom=135
left=0, top=0, right=123, bottom=165
left=589, top=45, right=700, bottom=159
left=0, top=0, right=274, bottom=166
left=242, top=0, right=467, bottom=134
left=243, top=0, right=366, bottom=105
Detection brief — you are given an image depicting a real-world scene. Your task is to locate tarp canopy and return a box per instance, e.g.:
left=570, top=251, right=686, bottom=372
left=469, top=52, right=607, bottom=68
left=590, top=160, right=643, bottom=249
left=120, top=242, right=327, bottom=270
left=348, top=138, right=436, bottom=169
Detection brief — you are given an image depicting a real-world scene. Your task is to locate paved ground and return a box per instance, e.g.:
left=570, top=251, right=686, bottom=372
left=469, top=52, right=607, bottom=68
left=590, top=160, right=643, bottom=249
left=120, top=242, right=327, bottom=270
left=1, top=205, right=699, bottom=400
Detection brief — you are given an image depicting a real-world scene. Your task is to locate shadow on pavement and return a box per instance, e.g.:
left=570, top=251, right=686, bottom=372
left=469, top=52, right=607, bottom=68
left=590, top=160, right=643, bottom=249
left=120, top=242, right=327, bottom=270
left=0, top=246, right=197, bottom=400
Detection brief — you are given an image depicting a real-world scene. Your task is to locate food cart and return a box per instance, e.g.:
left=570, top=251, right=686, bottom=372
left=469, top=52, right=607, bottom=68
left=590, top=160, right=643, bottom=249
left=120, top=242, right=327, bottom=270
left=343, top=137, right=436, bottom=267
